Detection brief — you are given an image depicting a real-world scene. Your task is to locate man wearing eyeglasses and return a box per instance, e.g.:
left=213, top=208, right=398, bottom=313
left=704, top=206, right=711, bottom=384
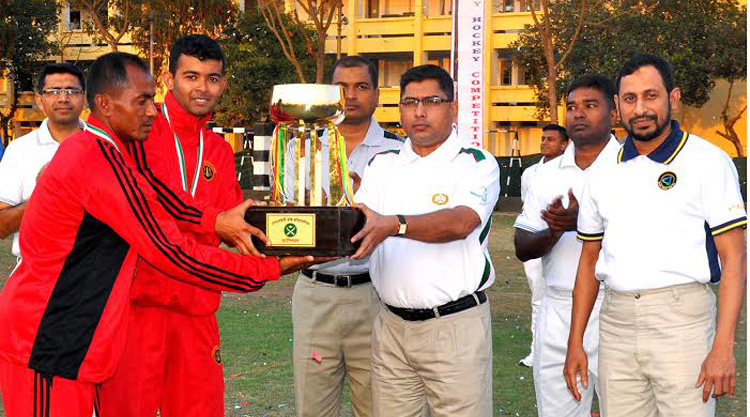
left=0, top=62, right=86, bottom=259
left=351, top=64, right=500, bottom=416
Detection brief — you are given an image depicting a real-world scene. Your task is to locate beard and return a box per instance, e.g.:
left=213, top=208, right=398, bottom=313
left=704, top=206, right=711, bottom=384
left=624, top=104, right=671, bottom=142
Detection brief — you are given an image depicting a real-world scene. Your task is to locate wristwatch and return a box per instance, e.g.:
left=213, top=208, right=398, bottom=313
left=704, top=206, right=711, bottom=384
left=396, top=214, right=407, bottom=237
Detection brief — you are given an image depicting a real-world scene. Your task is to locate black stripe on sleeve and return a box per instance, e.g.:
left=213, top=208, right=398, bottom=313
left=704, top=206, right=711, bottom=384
left=99, top=141, right=265, bottom=291
left=129, top=142, right=202, bottom=223
left=108, top=144, right=266, bottom=289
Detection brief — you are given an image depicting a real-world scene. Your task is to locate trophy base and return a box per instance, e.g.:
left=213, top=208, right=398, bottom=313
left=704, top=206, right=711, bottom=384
left=245, top=206, right=365, bottom=256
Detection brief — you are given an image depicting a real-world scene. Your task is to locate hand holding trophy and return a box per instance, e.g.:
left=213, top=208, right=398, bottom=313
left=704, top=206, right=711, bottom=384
left=245, top=84, right=365, bottom=256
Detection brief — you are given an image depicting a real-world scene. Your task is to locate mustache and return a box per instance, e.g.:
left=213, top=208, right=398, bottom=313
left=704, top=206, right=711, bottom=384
left=628, top=114, right=658, bottom=125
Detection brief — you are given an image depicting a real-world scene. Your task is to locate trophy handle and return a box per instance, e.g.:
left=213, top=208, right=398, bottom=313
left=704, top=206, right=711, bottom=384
left=327, top=122, right=354, bottom=206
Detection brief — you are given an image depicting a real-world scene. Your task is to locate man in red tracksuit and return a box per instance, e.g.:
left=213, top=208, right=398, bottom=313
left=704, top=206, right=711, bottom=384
left=98, top=35, right=255, bottom=416
left=0, top=52, right=313, bottom=417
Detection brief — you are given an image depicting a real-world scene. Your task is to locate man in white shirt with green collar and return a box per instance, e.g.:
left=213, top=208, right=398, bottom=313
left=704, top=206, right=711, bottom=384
left=352, top=64, right=500, bottom=417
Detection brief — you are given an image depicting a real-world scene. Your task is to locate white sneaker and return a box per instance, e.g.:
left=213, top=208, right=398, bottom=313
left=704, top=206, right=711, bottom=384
left=519, top=353, right=533, bottom=367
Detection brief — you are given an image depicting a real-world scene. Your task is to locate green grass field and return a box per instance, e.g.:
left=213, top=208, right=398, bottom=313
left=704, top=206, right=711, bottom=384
left=0, top=213, right=746, bottom=416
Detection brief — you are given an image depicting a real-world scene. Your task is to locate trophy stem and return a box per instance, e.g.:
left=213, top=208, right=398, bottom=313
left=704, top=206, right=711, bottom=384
left=310, top=128, right=324, bottom=206
left=295, top=123, right=306, bottom=206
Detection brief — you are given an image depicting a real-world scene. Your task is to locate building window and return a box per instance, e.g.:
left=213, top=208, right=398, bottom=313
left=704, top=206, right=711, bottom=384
left=495, top=0, right=514, bottom=12
left=381, top=59, right=413, bottom=87
left=499, top=59, right=512, bottom=86
left=426, top=0, right=452, bottom=16
left=520, top=0, right=540, bottom=11
left=69, top=9, right=81, bottom=30
left=517, top=66, right=527, bottom=85
left=427, top=51, right=451, bottom=73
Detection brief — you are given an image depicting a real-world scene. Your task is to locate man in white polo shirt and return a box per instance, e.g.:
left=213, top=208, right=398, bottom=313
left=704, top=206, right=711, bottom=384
left=518, top=123, right=568, bottom=367
left=291, top=56, right=403, bottom=417
left=515, top=74, right=619, bottom=417
left=352, top=64, right=500, bottom=417
left=0, top=63, right=86, bottom=256
left=565, top=54, right=746, bottom=417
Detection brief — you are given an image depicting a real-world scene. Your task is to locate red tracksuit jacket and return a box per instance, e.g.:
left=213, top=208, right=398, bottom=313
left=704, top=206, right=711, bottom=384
left=127, top=92, right=241, bottom=315
left=0, top=116, right=280, bottom=383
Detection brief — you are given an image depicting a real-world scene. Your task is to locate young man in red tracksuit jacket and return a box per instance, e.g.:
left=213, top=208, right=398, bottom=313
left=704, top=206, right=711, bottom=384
left=98, top=35, right=254, bottom=416
left=0, top=52, right=313, bottom=417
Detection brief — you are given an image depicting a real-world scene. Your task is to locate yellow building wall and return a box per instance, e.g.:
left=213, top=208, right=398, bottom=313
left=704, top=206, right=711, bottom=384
left=2, top=0, right=746, bottom=158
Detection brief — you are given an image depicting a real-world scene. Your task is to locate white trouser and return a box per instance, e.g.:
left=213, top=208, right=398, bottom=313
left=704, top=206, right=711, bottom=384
left=533, top=287, right=602, bottom=417
left=523, top=258, right=545, bottom=354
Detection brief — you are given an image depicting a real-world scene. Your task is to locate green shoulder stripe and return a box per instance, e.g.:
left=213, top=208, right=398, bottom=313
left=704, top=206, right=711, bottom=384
left=368, top=149, right=400, bottom=166
left=383, top=130, right=405, bottom=142
left=478, top=255, right=492, bottom=289
left=479, top=218, right=492, bottom=244
left=459, top=148, right=486, bottom=162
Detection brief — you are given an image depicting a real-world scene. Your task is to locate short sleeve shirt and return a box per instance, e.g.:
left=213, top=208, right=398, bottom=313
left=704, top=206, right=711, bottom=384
left=514, top=136, right=620, bottom=290
left=577, top=122, right=747, bottom=291
left=520, top=157, right=545, bottom=202
left=0, top=119, right=79, bottom=256
left=355, top=130, right=500, bottom=308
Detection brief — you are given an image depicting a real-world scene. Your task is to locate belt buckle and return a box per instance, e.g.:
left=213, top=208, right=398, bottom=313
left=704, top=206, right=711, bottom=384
left=339, top=275, right=352, bottom=287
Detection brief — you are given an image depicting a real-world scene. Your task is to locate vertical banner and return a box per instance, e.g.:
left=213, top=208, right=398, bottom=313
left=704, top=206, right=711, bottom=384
left=451, top=0, right=486, bottom=148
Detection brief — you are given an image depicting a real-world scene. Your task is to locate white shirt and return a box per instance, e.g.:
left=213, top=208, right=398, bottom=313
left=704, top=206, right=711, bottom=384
left=0, top=119, right=84, bottom=256
left=284, top=117, right=404, bottom=275
left=520, top=156, right=546, bottom=202
left=514, top=136, right=620, bottom=290
left=355, top=130, right=500, bottom=308
left=577, top=122, right=747, bottom=291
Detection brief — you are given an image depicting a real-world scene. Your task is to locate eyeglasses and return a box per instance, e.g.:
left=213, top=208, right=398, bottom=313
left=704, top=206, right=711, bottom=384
left=399, top=96, right=453, bottom=110
left=41, top=88, right=84, bottom=96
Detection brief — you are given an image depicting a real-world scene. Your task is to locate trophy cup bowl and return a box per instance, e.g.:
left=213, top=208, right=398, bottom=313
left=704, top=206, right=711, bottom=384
left=270, top=84, right=346, bottom=127
left=246, top=84, right=365, bottom=256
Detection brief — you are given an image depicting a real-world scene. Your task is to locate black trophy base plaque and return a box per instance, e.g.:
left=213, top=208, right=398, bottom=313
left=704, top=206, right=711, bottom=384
left=244, top=206, right=365, bottom=256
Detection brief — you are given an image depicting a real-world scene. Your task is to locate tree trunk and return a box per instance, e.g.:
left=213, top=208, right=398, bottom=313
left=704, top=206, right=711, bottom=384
left=545, top=46, right=558, bottom=123
left=716, top=79, right=746, bottom=157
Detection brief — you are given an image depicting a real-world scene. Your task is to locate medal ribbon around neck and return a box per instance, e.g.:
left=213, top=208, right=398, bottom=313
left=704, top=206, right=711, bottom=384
left=162, top=103, right=204, bottom=197
left=86, top=122, right=122, bottom=153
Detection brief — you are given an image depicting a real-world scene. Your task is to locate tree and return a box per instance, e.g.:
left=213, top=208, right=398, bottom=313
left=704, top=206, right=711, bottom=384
left=512, top=1, right=638, bottom=122
left=215, top=8, right=319, bottom=125
left=258, top=0, right=339, bottom=83
left=128, top=0, right=238, bottom=78
left=0, top=0, right=59, bottom=146
left=71, top=0, right=139, bottom=51
left=525, top=0, right=587, bottom=124
left=514, top=1, right=747, bottom=155
left=710, top=1, right=746, bottom=157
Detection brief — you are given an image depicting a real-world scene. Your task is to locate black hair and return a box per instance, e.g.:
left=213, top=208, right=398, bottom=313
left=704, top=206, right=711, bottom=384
left=616, top=53, right=675, bottom=94
left=399, top=64, right=454, bottom=100
left=566, top=74, right=616, bottom=111
left=87, top=52, right=150, bottom=112
left=542, top=123, right=568, bottom=141
left=36, top=62, right=86, bottom=93
left=169, top=34, right=225, bottom=75
left=332, top=55, right=379, bottom=89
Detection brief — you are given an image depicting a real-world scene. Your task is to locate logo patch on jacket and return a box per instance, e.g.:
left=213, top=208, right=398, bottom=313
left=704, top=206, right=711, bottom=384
left=658, top=171, right=677, bottom=190
left=432, top=193, right=449, bottom=205
left=203, top=161, right=216, bottom=181
left=212, top=346, right=222, bottom=364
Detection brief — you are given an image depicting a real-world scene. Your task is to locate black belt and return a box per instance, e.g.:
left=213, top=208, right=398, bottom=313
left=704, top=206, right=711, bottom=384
left=301, top=269, right=371, bottom=287
left=386, top=291, right=487, bottom=321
